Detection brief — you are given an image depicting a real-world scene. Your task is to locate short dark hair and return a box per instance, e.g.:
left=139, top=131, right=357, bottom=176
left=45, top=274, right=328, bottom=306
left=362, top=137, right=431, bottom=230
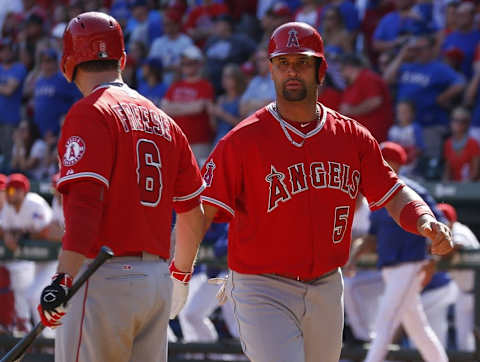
left=76, top=60, right=121, bottom=74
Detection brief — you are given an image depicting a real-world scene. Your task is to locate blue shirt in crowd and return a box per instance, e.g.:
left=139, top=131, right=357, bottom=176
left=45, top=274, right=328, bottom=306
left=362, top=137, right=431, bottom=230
left=369, top=177, right=446, bottom=268
left=0, top=62, right=27, bottom=125
left=33, top=71, right=81, bottom=136
left=442, top=30, right=480, bottom=78
left=396, top=61, right=465, bottom=127
left=373, top=11, right=432, bottom=42
left=137, top=81, right=168, bottom=107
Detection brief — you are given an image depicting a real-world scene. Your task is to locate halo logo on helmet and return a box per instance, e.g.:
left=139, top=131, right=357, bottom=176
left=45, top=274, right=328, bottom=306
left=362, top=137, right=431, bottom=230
left=286, top=30, right=300, bottom=48
left=61, top=12, right=126, bottom=82
left=268, top=22, right=328, bottom=83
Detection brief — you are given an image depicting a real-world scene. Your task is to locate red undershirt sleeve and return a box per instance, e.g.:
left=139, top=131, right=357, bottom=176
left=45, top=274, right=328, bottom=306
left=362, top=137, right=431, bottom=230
left=61, top=180, right=105, bottom=256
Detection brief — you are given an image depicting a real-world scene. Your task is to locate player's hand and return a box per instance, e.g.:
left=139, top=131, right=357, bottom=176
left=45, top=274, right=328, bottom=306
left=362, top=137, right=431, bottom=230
left=208, top=275, right=228, bottom=305
left=169, top=261, right=192, bottom=319
left=37, top=273, right=72, bottom=328
left=418, top=217, right=454, bottom=256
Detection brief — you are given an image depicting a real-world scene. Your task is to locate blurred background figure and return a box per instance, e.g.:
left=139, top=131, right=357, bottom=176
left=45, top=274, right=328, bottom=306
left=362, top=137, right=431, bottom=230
left=209, top=63, right=246, bottom=146
left=388, top=100, right=425, bottom=176
left=137, top=57, right=168, bottom=107
left=443, top=106, right=480, bottom=182
left=239, top=47, right=275, bottom=118
left=0, top=39, right=27, bottom=173
left=339, top=52, right=393, bottom=143
left=161, top=45, right=214, bottom=162
left=0, top=173, right=52, bottom=335
left=148, top=8, right=193, bottom=86
left=437, top=202, right=480, bottom=352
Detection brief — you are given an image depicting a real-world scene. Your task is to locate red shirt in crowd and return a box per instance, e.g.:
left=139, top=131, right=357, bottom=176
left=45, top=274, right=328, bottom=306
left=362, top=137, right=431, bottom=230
left=165, top=79, right=214, bottom=145
left=444, top=137, right=480, bottom=181
left=341, top=68, right=393, bottom=142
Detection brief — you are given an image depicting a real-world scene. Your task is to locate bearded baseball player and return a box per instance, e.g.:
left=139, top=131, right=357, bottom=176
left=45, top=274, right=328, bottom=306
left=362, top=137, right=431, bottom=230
left=35, top=12, right=205, bottom=362
left=200, top=22, right=454, bottom=362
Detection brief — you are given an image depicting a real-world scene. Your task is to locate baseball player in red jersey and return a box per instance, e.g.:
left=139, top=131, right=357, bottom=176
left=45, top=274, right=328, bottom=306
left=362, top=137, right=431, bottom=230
left=200, top=22, right=454, bottom=362
left=35, top=12, right=205, bottom=362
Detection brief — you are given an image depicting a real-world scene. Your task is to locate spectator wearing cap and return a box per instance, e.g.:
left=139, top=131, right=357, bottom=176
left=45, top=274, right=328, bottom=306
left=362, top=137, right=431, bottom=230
left=204, top=14, right=256, bottom=94
left=161, top=46, right=215, bottom=162
left=149, top=8, right=193, bottom=86
left=443, top=107, right=480, bottom=182
left=441, top=2, right=480, bottom=79
left=436, top=203, right=479, bottom=352
left=0, top=173, right=55, bottom=335
left=32, top=49, right=80, bottom=138
left=339, top=53, right=393, bottom=143
left=183, top=0, right=229, bottom=48
left=387, top=100, right=425, bottom=176
left=137, top=57, right=168, bottom=107
left=0, top=39, right=27, bottom=173
left=384, top=34, right=465, bottom=158
left=239, top=47, right=275, bottom=118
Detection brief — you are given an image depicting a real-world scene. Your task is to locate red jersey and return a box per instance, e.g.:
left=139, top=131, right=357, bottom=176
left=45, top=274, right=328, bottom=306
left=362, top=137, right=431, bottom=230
left=444, top=136, right=480, bottom=181
left=58, top=83, right=204, bottom=259
left=165, top=79, right=214, bottom=144
left=340, top=69, right=393, bottom=143
left=201, top=103, right=403, bottom=280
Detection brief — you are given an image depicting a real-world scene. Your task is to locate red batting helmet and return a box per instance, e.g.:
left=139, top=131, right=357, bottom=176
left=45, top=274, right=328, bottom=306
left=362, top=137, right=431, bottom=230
left=61, top=12, right=126, bottom=82
left=268, top=22, right=328, bottom=83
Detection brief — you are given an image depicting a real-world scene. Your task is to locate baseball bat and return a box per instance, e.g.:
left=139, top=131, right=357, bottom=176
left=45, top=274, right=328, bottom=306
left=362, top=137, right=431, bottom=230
left=0, top=246, right=114, bottom=362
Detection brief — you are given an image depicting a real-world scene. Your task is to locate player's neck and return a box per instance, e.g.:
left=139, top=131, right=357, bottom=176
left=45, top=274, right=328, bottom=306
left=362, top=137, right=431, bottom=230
left=76, top=72, right=124, bottom=96
left=275, top=99, right=318, bottom=123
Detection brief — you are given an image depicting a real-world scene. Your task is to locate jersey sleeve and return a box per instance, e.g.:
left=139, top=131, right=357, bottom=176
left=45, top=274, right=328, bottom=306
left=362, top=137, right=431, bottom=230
left=172, top=124, right=205, bottom=213
left=200, top=137, right=241, bottom=222
left=356, top=124, right=404, bottom=210
left=57, top=103, right=114, bottom=192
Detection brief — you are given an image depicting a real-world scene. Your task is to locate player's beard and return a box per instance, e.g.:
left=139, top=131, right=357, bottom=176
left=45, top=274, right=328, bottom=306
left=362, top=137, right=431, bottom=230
left=282, top=79, right=307, bottom=101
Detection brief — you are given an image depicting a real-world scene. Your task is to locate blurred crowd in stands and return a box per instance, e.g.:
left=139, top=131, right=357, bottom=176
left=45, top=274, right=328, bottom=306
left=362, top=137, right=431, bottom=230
left=0, top=0, right=480, bottom=352
left=0, top=0, right=479, bottom=182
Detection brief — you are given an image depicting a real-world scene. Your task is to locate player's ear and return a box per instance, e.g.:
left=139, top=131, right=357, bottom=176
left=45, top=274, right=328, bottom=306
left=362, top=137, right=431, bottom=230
left=119, top=52, right=127, bottom=71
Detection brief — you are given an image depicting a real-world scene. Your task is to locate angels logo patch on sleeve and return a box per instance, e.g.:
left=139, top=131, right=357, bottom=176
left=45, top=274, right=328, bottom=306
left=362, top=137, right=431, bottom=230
left=203, top=159, right=216, bottom=187
left=63, top=136, right=86, bottom=166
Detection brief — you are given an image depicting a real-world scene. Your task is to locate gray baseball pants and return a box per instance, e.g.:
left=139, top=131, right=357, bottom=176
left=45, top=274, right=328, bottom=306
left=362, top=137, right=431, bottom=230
left=55, top=254, right=171, bottom=362
left=227, top=268, right=344, bottom=362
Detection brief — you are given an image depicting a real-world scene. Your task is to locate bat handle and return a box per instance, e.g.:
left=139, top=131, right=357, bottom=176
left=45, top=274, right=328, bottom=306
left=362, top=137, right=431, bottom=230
left=0, top=246, right=114, bottom=362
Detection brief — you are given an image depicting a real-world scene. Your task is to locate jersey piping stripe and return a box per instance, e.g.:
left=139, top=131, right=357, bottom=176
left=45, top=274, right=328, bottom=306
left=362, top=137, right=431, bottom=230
left=267, top=102, right=327, bottom=138
left=200, top=196, right=235, bottom=217
left=75, top=279, right=89, bottom=362
left=58, top=172, right=110, bottom=188
left=369, top=181, right=404, bottom=209
left=173, top=182, right=206, bottom=201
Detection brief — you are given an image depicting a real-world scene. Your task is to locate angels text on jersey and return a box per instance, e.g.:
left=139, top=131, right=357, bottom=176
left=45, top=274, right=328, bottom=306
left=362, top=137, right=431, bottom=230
left=266, top=161, right=360, bottom=212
